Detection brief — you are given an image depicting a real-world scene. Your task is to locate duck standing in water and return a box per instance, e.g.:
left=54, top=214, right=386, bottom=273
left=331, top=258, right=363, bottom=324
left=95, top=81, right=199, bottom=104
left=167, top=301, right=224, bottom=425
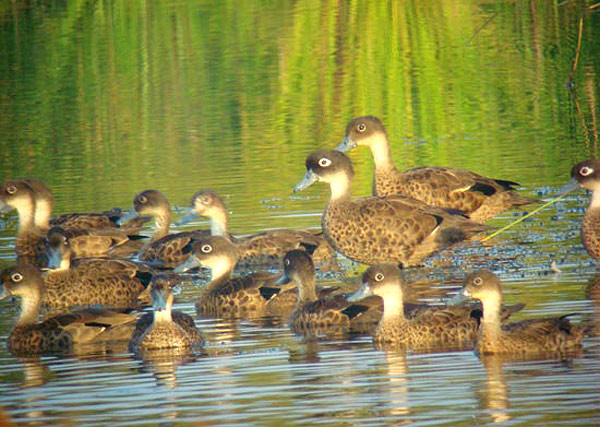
left=0, top=263, right=136, bottom=355
left=294, top=149, right=489, bottom=266
left=336, top=116, right=536, bottom=222
left=569, top=159, right=600, bottom=261
left=460, top=271, right=586, bottom=355
left=129, top=274, right=203, bottom=353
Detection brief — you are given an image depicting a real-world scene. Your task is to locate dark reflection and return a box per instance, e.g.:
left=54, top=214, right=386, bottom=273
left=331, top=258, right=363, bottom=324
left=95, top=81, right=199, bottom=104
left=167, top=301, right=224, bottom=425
left=287, top=336, right=321, bottom=364
left=585, top=274, right=600, bottom=338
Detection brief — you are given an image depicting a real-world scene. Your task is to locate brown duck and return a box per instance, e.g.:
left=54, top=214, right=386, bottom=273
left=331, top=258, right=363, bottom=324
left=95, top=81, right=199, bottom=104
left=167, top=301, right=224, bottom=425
left=174, top=236, right=284, bottom=318
left=461, top=271, right=586, bottom=355
left=336, top=116, right=536, bottom=222
left=177, top=189, right=335, bottom=266
left=0, top=263, right=136, bottom=355
left=128, top=274, right=203, bottom=353
left=294, top=149, right=489, bottom=266
left=43, top=226, right=153, bottom=310
left=348, top=264, right=481, bottom=350
left=569, top=159, right=600, bottom=261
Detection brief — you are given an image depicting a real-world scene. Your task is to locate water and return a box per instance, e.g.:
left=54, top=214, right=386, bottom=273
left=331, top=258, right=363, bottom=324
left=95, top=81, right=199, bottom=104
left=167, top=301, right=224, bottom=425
left=1, top=1, right=600, bottom=425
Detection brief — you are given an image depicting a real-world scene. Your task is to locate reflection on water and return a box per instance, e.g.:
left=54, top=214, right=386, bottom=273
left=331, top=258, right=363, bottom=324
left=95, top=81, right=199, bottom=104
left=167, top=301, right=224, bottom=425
left=0, top=0, right=600, bottom=426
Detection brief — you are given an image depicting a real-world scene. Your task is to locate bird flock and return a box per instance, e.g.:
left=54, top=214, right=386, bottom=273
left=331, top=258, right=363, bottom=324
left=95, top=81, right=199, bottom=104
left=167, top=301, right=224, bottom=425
left=0, top=116, right=596, bottom=359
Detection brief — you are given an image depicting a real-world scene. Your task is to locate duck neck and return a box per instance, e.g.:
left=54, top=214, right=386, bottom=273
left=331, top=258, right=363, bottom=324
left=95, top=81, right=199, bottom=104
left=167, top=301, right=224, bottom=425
left=480, top=294, right=503, bottom=341
left=16, top=200, right=36, bottom=236
left=153, top=211, right=172, bottom=240
left=34, top=200, right=52, bottom=230
left=369, top=134, right=396, bottom=171
left=16, top=293, right=42, bottom=327
left=153, top=307, right=173, bottom=324
left=296, top=274, right=317, bottom=305
left=210, top=211, right=228, bottom=237
left=381, top=285, right=405, bottom=321
left=207, top=260, right=235, bottom=289
left=328, top=173, right=353, bottom=203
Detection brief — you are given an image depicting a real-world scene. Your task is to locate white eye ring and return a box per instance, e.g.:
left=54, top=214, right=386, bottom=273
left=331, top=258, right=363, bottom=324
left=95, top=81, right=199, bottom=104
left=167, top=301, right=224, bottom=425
left=580, top=166, right=594, bottom=176
left=318, top=158, right=332, bottom=167
left=374, top=273, right=384, bottom=282
left=6, top=185, right=17, bottom=195
left=138, top=195, right=148, bottom=204
left=473, top=277, right=483, bottom=286
left=357, top=123, right=367, bottom=132
left=201, top=244, right=213, bottom=253
left=284, top=259, right=290, bottom=266
left=11, top=273, right=23, bottom=282
left=201, top=196, right=211, bottom=205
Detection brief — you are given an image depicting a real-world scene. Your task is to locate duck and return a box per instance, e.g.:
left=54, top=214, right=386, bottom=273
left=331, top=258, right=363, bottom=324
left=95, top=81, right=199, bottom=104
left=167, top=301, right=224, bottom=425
left=119, top=189, right=211, bottom=268
left=460, top=271, right=586, bottom=355
left=278, top=250, right=381, bottom=335
left=0, top=179, right=144, bottom=261
left=569, top=159, right=600, bottom=261
left=42, top=226, right=154, bottom=310
left=128, top=274, right=203, bottom=353
left=173, top=235, right=284, bottom=318
left=0, top=263, right=136, bottom=355
left=348, top=264, right=481, bottom=349
left=23, top=178, right=150, bottom=231
left=336, top=116, right=536, bottom=222
left=294, top=149, right=490, bottom=266
left=177, top=189, right=335, bottom=266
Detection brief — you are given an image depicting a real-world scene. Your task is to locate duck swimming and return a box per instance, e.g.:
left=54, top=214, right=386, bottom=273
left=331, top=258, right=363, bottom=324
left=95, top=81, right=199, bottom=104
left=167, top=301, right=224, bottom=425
left=336, top=116, right=536, bottom=222
left=294, top=149, right=489, bottom=266
left=569, top=159, right=600, bottom=261
left=177, top=189, right=335, bottom=266
left=0, top=263, right=136, bottom=355
left=460, top=271, right=585, bottom=355
left=129, top=274, right=203, bottom=353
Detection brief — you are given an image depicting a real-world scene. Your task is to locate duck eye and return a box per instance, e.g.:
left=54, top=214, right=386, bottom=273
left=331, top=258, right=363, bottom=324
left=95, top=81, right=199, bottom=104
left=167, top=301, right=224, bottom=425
left=11, top=273, right=23, bottom=282
left=284, top=258, right=290, bottom=266
left=6, top=184, right=17, bottom=195
left=138, top=195, right=148, bottom=204
left=318, top=158, right=332, bottom=167
left=201, top=244, right=213, bottom=253
left=374, top=273, right=385, bottom=282
left=201, top=196, right=211, bottom=205
left=357, top=123, right=366, bottom=132
left=473, top=277, right=483, bottom=286
left=580, top=166, right=594, bottom=176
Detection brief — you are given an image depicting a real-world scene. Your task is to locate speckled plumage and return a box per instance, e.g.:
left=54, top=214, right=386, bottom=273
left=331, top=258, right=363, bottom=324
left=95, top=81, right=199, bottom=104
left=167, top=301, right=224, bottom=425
left=179, top=190, right=335, bottom=266
left=462, top=271, right=585, bottom=355
left=336, top=116, right=536, bottom=222
left=349, top=264, right=479, bottom=350
left=279, top=250, right=377, bottom=336
left=570, top=159, right=600, bottom=261
left=174, top=236, right=283, bottom=318
left=0, top=264, right=136, bottom=355
left=128, top=274, right=203, bottom=353
left=294, top=150, right=490, bottom=266
left=123, top=190, right=210, bottom=268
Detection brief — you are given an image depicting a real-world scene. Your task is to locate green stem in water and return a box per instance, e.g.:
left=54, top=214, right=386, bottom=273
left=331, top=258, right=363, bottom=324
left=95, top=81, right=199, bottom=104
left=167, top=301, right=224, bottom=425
left=480, top=193, right=570, bottom=242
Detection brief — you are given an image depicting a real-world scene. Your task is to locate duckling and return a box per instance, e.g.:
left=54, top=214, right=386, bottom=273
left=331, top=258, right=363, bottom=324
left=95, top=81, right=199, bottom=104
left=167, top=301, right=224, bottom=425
left=278, top=250, right=379, bottom=335
left=173, top=236, right=283, bottom=318
left=178, top=190, right=335, bottom=266
left=0, top=180, right=143, bottom=261
left=348, top=264, right=480, bottom=349
left=336, top=116, right=536, bottom=222
left=128, top=274, right=203, bottom=353
left=0, top=263, right=136, bottom=355
left=294, top=150, right=490, bottom=266
left=43, top=226, right=153, bottom=310
left=120, top=190, right=209, bottom=268
left=569, top=159, right=600, bottom=261
left=461, top=271, right=585, bottom=355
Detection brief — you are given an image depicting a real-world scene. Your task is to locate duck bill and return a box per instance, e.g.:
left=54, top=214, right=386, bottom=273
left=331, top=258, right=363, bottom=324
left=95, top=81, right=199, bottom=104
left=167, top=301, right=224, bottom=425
left=347, top=282, right=373, bottom=302
left=556, top=178, right=579, bottom=195
left=152, top=291, right=168, bottom=311
left=46, top=247, right=63, bottom=270
left=294, top=170, right=319, bottom=192
left=116, top=208, right=139, bottom=226
left=274, top=271, right=291, bottom=286
left=0, top=284, right=8, bottom=300
left=335, top=136, right=357, bottom=152
left=447, top=289, right=470, bottom=306
left=173, top=256, right=201, bottom=273
left=175, top=209, right=198, bottom=226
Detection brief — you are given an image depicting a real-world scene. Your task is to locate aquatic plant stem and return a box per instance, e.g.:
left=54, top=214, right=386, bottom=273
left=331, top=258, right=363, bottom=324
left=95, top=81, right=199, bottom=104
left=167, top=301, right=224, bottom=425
left=480, top=193, right=569, bottom=242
